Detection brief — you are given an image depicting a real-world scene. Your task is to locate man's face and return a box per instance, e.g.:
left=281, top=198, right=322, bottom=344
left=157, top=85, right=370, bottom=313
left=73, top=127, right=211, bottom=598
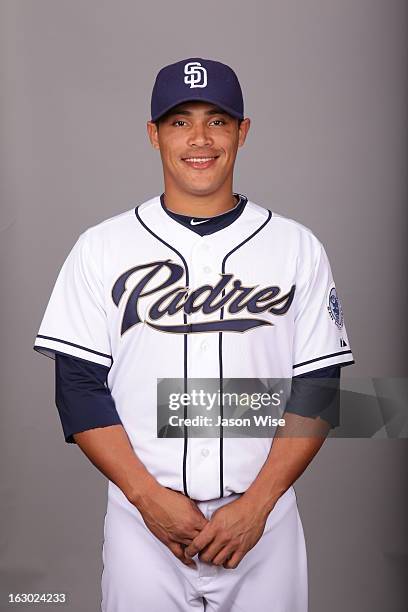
left=147, top=101, right=250, bottom=197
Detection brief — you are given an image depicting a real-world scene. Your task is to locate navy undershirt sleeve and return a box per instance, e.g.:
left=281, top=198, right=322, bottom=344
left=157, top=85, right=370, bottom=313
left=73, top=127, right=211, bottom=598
left=55, top=353, right=122, bottom=444
left=285, top=364, right=342, bottom=428
left=55, top=356, right=342, bottom=444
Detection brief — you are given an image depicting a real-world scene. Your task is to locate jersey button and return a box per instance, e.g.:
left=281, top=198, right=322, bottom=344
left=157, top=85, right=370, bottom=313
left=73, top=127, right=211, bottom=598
left=201, top=448, right=210, bottom=458
left=203, top=265, right=212, bottom=274
left=200, top=341, right=208, bottom=352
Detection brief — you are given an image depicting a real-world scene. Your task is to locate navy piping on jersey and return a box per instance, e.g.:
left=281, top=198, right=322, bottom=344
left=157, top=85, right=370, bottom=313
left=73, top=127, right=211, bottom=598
left=38, top=347, right=112, bottom=367
left=134, top=199, right=270, bottom=498
left=132, top=203, right=346, bottom=496
left=35, top=334, right=112, bottom=360
left=294, top=363, right=342, bottom=377
left=218, top=209, right=273, bottom=497
left=135, top=205, right=191, bottom=497
left=293, top=350, right=354, bottom=370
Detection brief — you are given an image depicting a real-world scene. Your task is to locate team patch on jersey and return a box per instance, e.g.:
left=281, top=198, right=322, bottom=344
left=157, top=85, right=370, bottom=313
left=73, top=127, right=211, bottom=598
left=327, top=286, right=344, bottom=329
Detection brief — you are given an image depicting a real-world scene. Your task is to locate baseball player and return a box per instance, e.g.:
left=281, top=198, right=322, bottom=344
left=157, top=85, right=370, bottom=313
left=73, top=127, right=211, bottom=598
left=34, top=58, right=354, bottom=611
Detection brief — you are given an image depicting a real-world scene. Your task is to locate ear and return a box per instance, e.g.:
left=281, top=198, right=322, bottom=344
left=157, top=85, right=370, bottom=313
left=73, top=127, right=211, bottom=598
left=147, top=121, right=160, bottom=150
left=238, top=117, right=251, bottom=147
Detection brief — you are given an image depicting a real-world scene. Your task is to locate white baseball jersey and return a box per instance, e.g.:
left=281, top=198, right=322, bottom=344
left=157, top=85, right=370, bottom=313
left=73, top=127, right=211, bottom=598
left=34, top=195, right=354, bottom=501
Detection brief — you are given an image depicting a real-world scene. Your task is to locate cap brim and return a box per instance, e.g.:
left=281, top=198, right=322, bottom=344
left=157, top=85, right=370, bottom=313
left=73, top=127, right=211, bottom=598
left=151, top=96, right=243, bottom=122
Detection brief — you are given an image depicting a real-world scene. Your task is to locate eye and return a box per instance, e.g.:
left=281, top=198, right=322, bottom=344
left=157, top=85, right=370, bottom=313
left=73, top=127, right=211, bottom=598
left=172, top=119, right=187, bottom=127
left=210, top=119, right=226, bottom=126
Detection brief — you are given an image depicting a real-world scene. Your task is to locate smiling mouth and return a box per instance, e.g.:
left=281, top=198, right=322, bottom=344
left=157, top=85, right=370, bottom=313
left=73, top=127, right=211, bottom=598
left=182, top=156, right=219, bottom=169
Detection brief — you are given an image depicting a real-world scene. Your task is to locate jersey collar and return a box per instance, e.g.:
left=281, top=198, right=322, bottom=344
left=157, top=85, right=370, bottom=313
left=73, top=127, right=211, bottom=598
left=134, top=195, right=272, bottom=256
left=159, top=193, right=248, bottom=236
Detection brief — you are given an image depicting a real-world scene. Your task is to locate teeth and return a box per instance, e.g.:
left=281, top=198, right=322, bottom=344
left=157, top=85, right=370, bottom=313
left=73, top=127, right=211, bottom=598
left=184, top=157, right=215, bottom=163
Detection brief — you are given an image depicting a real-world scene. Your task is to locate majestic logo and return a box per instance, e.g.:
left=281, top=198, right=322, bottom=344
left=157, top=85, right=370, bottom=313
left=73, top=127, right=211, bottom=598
left=184, top=61, right=208, bottom=89
left=112, top=260, right=296, bottom=336
left=327, top=286, right=344, bottom=329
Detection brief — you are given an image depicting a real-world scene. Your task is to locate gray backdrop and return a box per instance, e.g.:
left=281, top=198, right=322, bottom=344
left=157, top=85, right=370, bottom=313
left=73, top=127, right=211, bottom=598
left=1, top=0, right=407, bottom=611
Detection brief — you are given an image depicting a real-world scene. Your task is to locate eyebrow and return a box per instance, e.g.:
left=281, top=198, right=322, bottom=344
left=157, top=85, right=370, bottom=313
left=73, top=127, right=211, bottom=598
left=165, top=106, right=228, bottom=118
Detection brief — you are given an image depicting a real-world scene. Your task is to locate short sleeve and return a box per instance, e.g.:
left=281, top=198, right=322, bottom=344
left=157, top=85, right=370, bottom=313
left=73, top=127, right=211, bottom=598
left=33, top=231, right=112, bottom=368
left=292, top=238, right=354, bottom=376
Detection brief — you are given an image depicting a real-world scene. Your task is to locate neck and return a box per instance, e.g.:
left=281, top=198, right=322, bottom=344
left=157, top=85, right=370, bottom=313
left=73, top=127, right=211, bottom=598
left=162, top=182, right=237, bottom=217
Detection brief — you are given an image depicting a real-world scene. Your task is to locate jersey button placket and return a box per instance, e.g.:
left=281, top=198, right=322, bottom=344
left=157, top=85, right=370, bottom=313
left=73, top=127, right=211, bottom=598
left=186, top=241, right=221, bottom=500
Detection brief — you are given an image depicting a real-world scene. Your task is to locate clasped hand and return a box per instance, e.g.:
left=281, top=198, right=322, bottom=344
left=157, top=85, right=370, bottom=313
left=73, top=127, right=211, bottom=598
left=136, top=483, right=270, bottom=570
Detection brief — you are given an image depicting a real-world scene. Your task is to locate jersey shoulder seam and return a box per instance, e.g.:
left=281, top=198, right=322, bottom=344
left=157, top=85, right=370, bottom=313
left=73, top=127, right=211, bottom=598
left=245, top=199, right=272, bottom=217
left=246, top=201, right=322, bottom=243
left=270, top=213, right=321, bottom=241
left=81, top=196, right=161, bottom=238
left=80, top=209, right=134, bottom=236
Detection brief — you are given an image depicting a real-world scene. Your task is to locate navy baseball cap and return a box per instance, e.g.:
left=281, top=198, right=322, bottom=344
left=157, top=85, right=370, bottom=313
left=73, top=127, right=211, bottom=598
left=151, top=57, right=244, bottom=122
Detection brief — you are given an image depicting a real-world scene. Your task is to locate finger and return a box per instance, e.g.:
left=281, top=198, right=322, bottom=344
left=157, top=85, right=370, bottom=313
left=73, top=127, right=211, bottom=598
left=178, top=521, right=209, bottom=545
left=199, top=540, right=230, bottom=564
left=177, top=531, right=200, bottom=546
left=211, top=546, right=233, bottom=566
left=223, top=550, right=244, bottom=570
left=178, top=536, right=194, bottom=546
left=173, top=523, right=206, bottom=546
left=191, top=523, right=208, bottom=538
left=184, top=527, right=214, bottom=558
left=168, top=542, right=196, bottom=568
left=184, top=534, right=213, bottom=559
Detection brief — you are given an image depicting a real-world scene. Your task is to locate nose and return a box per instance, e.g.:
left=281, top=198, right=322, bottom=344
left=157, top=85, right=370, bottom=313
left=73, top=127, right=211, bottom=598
left=187, top=122, right=213, bottom=148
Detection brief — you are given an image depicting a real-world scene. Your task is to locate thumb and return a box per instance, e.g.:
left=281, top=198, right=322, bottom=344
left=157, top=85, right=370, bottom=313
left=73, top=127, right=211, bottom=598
left=168, top=542, right=196, bottom=568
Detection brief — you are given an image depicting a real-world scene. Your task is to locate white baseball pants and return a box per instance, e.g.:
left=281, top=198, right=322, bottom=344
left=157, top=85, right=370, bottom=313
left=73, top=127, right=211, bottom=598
left=101, top=483, right=308, bottom=611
